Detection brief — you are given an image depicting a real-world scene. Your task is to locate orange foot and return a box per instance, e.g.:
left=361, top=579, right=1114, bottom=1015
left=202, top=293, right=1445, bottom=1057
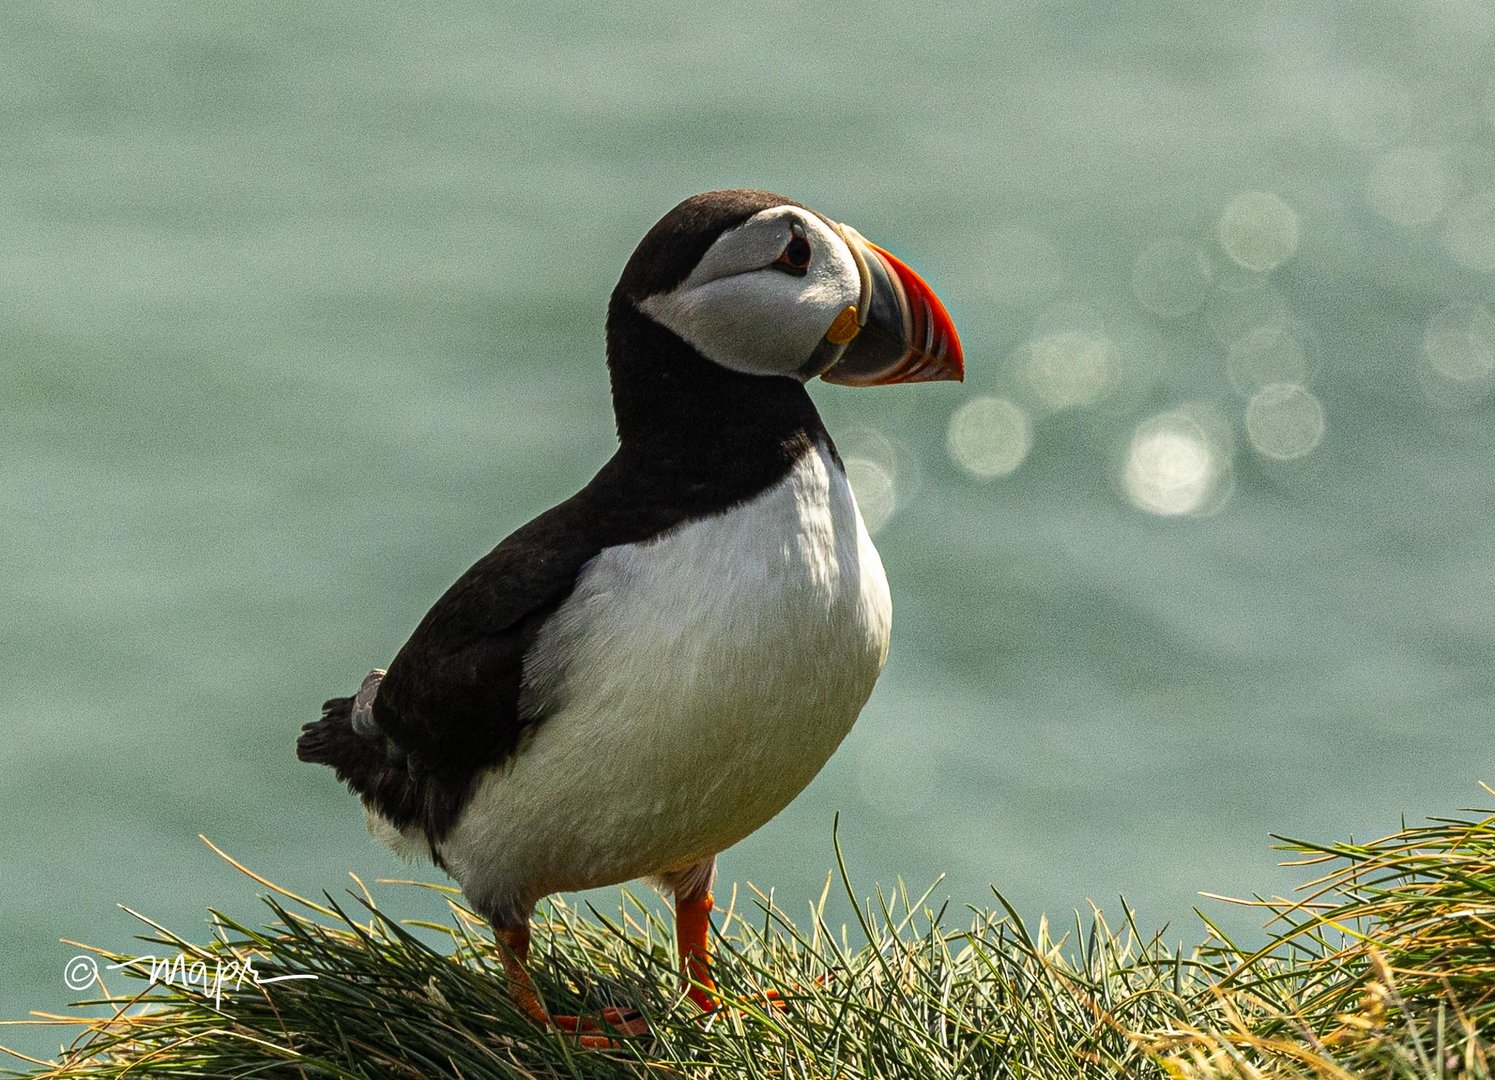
left=496, top=926, right=649, bottom=1049
left=549, top=1007, right=649, bottom=1048
left=740, top=981, right=831, bottom=1014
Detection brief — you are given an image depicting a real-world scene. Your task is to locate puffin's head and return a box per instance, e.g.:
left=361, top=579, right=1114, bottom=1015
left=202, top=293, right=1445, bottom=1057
left=612, top=189, right=963, bottom=387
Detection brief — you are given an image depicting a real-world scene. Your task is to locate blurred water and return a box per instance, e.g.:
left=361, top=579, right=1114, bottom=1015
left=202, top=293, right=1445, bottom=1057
left=5, top=0, right=1495, bottom=1059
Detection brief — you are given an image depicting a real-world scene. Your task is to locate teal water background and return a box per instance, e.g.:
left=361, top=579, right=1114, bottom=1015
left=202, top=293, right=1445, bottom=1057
left=5, top=0, right=1495, bottom=1059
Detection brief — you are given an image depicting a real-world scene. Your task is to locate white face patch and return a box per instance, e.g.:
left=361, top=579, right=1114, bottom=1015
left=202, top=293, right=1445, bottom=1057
left=638, top=206, right=862, bottom=379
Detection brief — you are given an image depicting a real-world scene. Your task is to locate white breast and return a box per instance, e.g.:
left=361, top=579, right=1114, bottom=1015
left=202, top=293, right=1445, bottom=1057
left=435, top=440, right=892, bottom=915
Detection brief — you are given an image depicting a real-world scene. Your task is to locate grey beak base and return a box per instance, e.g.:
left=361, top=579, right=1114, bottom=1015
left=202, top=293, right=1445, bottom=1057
left=819, top=235, right=912, bottom=386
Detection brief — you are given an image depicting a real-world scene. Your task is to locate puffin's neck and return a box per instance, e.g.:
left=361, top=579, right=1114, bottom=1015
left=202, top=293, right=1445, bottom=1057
left=604, top=299, right=829, bottom=472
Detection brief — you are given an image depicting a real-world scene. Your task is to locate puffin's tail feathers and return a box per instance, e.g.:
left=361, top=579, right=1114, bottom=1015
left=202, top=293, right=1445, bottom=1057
left=297, top=694, right=359, bottom=767
left=297, top=670, right=391, bottom=789
left=298, top=669, right=468, bottom=858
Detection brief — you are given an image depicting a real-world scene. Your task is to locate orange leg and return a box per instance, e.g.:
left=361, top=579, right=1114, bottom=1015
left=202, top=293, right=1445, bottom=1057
left=675, top=890, right=718, bottom=1012
left=674, top=890, right=798, bottom=1014
left=496, top=925, right=648, bottom=1048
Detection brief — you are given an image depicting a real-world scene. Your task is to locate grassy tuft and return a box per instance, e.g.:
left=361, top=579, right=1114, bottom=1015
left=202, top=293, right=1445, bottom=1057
left=4, top=793, right=1492, bottom=1079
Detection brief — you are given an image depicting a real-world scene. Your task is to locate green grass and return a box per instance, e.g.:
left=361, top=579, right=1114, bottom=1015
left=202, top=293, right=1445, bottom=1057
left=5, top=790, right=1492, bottom=1079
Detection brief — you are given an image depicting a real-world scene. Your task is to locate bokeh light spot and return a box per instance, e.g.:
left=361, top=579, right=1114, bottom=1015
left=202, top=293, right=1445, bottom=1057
left=1123, top=412, right=1228, bottom=516
left=1026, top=329, right=1115, bottom=409
left=1244, top=383, right=1325, bottom=460
left=1440, top=190, right=1495, bottom=272
left=1132, top=237, right=1213, bottom=317
left=1423, top=302, right=1495, bottom=383
left=1367, top=147, right=1450, bottom=227
left=946, top=396, right=1033, bottom=478
left=1219, top=191, right=1300, bottom=272
left=844, top=457, right=896, bottom=535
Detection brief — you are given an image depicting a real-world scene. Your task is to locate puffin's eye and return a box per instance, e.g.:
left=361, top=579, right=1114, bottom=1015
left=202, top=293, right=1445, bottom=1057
left=774, top=224, right=812, bottom=276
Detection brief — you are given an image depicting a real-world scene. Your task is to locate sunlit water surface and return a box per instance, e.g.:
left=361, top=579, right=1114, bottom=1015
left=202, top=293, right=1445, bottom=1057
left=5, top=0, right=1495, bottom=1058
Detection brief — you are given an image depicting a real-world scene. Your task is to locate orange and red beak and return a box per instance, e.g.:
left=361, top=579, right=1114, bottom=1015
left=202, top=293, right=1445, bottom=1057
left=818, top=224, right=964, bottom=386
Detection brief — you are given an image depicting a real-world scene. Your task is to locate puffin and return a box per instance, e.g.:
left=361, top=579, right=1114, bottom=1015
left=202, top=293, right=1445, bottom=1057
left=298, top=188, right=963, bottom=1043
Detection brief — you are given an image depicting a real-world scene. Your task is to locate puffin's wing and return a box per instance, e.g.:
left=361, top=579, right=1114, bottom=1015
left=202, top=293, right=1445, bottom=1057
left=298, top=450, right=719, bottom=841
left=370, top=489, right=605, bottom=776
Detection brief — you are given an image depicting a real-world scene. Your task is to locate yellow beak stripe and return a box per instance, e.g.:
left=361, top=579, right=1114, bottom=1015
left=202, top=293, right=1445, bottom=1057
left=825, top=304, right=861, bottom=345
